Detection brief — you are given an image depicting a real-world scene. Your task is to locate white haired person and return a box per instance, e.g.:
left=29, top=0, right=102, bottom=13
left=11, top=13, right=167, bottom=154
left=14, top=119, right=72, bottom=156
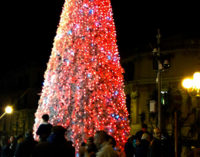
left=94, top=131, right=118, bottom=157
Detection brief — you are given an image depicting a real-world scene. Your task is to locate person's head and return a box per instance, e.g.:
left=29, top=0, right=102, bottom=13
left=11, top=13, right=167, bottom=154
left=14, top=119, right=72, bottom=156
left=86, top=137, right=97, bottom=153
left=79, top=142, right=86, bottom=157
left=16, top=134, right=24, bottom=143
left=87, top=136, right=94, bottom=145
left=42, top=114, right=49, bottom=122
left=81, top=142, right=86, bottom=146
left=52, top=125, right=66, bottom=136
left=94, top=130, right=108, bottom=149
left=128, top=135, right=135, bottom=143
left=9, top=135, right=15, bottom=143
left=141, top=133, right=150, bottom=142
left=153, top=127, right=161, bottom=139
left=141, top=124, right=147, bottom=132
left=25, top=130, right=34, bottom=139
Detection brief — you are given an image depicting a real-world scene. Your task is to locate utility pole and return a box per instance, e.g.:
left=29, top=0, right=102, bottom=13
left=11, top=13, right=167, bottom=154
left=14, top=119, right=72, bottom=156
left=154, top=29, right=162, bottom=130
left=157, top=29, right=162, bottom=130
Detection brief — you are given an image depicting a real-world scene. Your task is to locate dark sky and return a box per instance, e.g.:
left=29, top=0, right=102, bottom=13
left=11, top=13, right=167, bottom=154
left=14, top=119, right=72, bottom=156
left=1, top=0, right=200, bottom=72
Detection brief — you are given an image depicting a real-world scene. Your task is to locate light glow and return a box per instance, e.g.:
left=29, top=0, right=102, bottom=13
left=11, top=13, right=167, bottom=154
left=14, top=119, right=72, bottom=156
left=193, top=72, right=200, bottom=89
left=5, top=106, right=13, bottom=114
left=182, top=78, right=193, bottom=89
left=182, top=72, right=200, bottom=96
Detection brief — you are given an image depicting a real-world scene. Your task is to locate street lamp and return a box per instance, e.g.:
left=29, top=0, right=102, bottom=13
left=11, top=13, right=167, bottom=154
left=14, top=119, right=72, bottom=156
left=182, top=72, right=200, bottom=97
left=0, top=105, right=13, bottom=119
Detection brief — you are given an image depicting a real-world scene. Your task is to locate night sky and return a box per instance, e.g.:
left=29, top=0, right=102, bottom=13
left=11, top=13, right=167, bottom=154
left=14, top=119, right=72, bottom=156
left=1, top=0, right=200, bottom=73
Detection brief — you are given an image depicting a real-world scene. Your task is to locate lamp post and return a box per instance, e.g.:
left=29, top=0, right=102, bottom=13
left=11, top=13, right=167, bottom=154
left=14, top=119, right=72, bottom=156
left=153, top=29, right=171, bottom=130
left=182, top=72, right=200, bottom=97
left=0, top=105, right=13, bottom=119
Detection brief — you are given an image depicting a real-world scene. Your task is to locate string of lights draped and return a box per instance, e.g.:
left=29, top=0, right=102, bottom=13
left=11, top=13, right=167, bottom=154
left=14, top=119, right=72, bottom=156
left=33, top=0, right=130, bottom=152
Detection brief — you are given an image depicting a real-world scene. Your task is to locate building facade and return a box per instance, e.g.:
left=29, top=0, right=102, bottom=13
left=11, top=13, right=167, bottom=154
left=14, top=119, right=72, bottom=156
left=122, top=36, right=200, bottom=149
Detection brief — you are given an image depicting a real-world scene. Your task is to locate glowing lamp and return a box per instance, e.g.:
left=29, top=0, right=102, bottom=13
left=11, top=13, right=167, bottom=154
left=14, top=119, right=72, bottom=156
left=182, top=78, right=193, bottom=89
left=5, top=106, right=13, bottom=114
left=0, top=105, right=13, bottom=120
left=182, top=72, right=200, bottom=97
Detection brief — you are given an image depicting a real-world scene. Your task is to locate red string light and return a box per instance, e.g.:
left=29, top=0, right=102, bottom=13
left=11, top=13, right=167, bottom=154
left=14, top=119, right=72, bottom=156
left=33, top=0, right=130, bottom=152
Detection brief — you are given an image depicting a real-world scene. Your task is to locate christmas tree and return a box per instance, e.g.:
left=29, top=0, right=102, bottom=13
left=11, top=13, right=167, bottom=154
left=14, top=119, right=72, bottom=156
left=33, top=0, right=130, bottom=151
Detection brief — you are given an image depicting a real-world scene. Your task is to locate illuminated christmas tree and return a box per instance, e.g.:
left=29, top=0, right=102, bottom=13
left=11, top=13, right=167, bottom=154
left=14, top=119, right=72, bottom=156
left=33, top=0, right=130, bottom=151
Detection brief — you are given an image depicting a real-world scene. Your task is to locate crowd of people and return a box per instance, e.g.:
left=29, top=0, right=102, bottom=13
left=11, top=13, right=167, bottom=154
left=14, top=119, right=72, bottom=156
left=0, top=114, right=75, bottom=157
left=124, top=124, right=174, bottom=157
left=0, top=114, right=174, bottom=157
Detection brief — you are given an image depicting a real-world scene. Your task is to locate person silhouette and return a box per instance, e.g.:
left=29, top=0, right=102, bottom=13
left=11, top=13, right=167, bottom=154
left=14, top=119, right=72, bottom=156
left=36, top=114, right=52, bottom=142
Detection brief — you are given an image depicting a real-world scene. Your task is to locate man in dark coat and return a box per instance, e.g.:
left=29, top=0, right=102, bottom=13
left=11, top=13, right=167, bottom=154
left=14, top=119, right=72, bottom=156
left=135, top=133, right=150, bottom=157
left=124, top=135, right=136, bottom=157
left=33, top=125, right=75, bottom=157
left=149, top=127, right=163, bottom=157
left=48, top=125, right=75, bottom=157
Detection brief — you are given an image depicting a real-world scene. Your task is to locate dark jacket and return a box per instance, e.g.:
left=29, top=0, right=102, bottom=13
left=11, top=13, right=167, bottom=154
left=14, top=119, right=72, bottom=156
left=135, top=139, right=150, bottom=157
left=14, top=136, right=37, bottom=157
left=36, top=123, right=52, bottom=141
left=149, top=138, right=162, bottom=157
